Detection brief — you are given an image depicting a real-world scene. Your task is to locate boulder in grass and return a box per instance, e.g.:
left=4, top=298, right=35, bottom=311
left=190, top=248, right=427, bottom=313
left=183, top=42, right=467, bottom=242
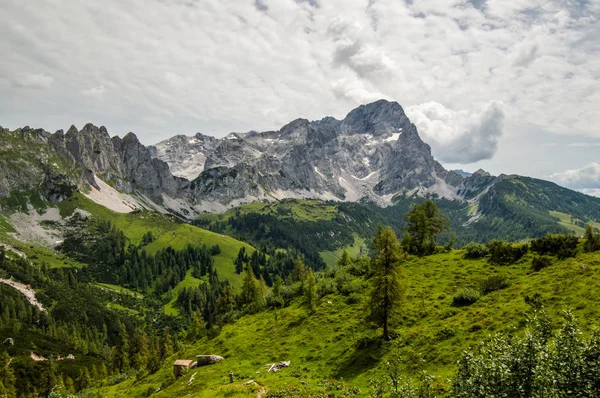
left=196, top=355, right=224, bottom=366
left=268, top=361, right=290, bottom=373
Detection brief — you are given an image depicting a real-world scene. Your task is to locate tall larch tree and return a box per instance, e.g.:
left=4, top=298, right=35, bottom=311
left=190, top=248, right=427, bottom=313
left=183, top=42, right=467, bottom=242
left=241, top=264, right=263, bottom=312
left=369, top=226, right=406, bottom=341
left=304, top=269, right=317, bottom=313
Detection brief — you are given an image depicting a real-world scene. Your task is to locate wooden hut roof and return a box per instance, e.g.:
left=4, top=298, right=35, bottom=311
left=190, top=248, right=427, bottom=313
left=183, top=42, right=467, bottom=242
left=174, top=359, right=194, bottom=367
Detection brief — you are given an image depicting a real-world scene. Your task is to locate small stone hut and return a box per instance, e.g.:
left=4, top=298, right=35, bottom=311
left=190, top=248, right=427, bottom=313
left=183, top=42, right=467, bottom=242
left=173, top=359, right=194, bottom=378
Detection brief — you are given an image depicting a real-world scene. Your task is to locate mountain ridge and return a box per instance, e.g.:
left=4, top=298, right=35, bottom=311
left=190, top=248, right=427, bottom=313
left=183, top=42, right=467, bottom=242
left=2, top=100, right=600, bottom=229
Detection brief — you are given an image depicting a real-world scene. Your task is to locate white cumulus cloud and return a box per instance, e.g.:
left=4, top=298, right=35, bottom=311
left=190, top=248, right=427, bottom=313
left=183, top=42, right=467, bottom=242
left=406, top=101, right=505, bottom=164
left=550, top=162, right=600, bottom=189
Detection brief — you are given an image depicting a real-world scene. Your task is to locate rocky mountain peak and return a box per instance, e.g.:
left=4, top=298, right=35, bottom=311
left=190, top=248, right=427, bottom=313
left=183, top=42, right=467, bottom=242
left=473, top=169, right=491, bottom=177
left=340, top=99, right=409, bottom=136
left=66, top=125, right=79, bottom=135
left=121, top=132, right=141, bottom=145
left=143, top=99, right=469, bottom=209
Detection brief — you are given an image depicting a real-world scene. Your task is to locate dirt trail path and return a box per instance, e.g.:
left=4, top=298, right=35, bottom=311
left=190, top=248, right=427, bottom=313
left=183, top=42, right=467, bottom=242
left=0, top=278, right=46, bottom=312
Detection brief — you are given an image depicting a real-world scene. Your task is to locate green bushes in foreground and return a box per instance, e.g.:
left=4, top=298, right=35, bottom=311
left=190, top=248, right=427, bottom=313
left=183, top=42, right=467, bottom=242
left=532, top=255, right=553, bottom=272
left=584, top=224, right=600, bottom=253
left=487, top=240, right=529, bottom=264
left=531, top=233, right=579, bottom=259
left=462, top=242, right=489, bottom=259
left=453, top=310, right=600, bottom=398
left=479, top=275, right=510, bottom=294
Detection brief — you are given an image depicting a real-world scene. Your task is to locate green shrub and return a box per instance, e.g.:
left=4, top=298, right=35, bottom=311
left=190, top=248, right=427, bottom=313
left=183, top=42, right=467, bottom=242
left=531, top=256, right=552, bottom=272
left=487, top=240, right=529, bottom=264
left=453, top=311, right=599, bottom=397
left=452, top=288, right=480, bottom=306
left=107, top=373, right=128, bottom=386
left=479, top=275, right=510, bottom=294
left=335, top=272, right=365, bottom=296
left=316, top=279, right=336, bottom=298
left=436, top=327, right=456, bottom=341
left=531, top=234, right=579, bottom=259
left=345, top=293, right=361, bottom=305
left=463, top=242, right=489, bottom=259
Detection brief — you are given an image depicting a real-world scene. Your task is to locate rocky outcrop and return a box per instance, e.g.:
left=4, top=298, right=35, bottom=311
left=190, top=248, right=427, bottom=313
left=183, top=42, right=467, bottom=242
left=196, top=355, right=224, bottom=366
left=0, top=123, right=187, bottom=206
left=156, top=99, right=467, bottom=206
left=147, top=133, right=219, bottom=180
left=112, top=132, right=188, bottom=201
left=456, top=169, right=498, bottom=200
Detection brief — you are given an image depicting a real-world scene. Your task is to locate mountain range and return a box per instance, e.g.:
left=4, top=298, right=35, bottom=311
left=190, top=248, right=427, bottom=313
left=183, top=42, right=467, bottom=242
left=1, top=99, right=600, bottom=238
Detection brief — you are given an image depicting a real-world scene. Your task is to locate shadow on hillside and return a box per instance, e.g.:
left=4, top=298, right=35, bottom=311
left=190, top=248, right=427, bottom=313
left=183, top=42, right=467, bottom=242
left=334, top=336, right=384, bottom=379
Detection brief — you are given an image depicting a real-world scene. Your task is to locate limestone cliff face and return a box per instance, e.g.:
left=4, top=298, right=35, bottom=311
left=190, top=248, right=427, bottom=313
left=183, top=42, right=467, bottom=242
left=153, top=100, right=465, bottom=205
left=0, top=126, right=85, bottom=202
left=112, top=133, right=188, bottom=201
left=0, top=123, right=185, bottom=205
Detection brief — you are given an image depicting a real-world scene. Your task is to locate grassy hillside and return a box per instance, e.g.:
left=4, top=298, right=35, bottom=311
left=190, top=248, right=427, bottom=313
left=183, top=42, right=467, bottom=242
left=96, top=245, right=600, bottom=397
left=320, top=235, right=366, bottom=268
left=57, top=194, right=254, bottom=289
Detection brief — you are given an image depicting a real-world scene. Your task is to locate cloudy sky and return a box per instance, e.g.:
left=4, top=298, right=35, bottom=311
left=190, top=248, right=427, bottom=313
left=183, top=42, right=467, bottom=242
left=1, top=0, right=599, bottom=194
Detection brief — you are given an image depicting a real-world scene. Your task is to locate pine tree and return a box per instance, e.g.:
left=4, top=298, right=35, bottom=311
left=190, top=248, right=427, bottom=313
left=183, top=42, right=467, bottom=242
left=189, top=309, right=207, bottom=341
left=0, top=352, right=16, bottom=398
left=369, top=226, right=405, bottom=340
left=404, top=200, right=448, bottom=255
left=258, top=275, right=268, bottom=309
left=217, top=284, right=235, bottom=313
left=584, top=224, right=600, bottom=252
left=272, top=275, right=284, bottom=308
left=160, top=328, right=174, bottom=360
left=291, top=256, right=307, bottom=285
left=76, top=367, right=91, bottom=391
left=304, top=269, right=317, bottom=313
left=147, top=335, right=162, bottom=373
left=240, top=264, right=263, bottom=312
left=131, top=328, right=150, bottom=370
left=115, top=321, right=130, bottom=372
left=337, top=249, right=351, bottom=269
left=65, top=376, right=75, bottom=394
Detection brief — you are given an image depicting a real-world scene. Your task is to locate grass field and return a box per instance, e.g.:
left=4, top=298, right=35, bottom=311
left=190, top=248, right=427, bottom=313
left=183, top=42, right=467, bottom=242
left=94, top=282, right=145, bottom=299
left=97, top=246, right=600, bottom=397
left=320, top=235, right=366, bottom=268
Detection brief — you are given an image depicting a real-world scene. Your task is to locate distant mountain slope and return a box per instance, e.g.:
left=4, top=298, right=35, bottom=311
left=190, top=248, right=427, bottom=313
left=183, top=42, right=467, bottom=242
left=198, top=176, right=600, bottom=265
